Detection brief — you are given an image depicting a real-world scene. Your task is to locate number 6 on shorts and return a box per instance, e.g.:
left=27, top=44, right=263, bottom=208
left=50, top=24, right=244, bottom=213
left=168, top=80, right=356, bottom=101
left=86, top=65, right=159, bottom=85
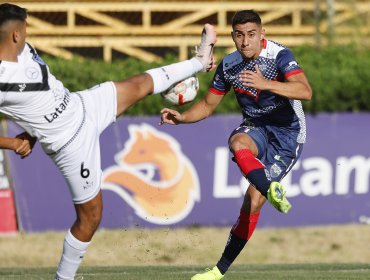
left=80, top=162, right=90, bottom=178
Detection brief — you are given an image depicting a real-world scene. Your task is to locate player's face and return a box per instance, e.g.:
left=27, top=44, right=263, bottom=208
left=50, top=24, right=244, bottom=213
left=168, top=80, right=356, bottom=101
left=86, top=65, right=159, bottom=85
left=231, top=22, right=264, bottom=60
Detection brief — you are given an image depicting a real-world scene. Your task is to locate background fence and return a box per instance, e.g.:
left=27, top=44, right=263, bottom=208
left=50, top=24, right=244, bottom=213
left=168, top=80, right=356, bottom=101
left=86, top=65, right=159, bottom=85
left=11, top=0, right=370, bottom=62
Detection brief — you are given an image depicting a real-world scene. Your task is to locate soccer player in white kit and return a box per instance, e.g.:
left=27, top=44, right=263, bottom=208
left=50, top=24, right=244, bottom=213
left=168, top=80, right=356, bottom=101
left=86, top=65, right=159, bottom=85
left=0, top=3, right=217, bottom=279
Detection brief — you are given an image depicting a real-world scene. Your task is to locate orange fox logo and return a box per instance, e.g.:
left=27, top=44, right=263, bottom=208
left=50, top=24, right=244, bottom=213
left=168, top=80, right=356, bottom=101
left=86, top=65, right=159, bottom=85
left=102, top=124, right=200, bottom=225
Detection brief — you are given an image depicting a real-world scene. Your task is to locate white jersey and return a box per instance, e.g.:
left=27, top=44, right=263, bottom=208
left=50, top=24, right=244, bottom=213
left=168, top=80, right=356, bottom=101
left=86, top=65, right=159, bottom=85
left=0, top=44, right=84, bottom=154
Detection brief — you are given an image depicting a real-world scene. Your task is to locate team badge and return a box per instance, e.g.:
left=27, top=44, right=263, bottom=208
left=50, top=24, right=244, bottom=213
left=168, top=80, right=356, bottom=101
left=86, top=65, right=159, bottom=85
left=270, top=163, right=282, bottom=178
left=25, top=67, right=39, bottom=80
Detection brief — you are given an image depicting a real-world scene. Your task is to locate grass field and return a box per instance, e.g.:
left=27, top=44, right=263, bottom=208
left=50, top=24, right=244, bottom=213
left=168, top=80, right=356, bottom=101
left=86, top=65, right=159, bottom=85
left=1, top=224, right=370, bottom=279
left=1, top=264, right=370, bottom=280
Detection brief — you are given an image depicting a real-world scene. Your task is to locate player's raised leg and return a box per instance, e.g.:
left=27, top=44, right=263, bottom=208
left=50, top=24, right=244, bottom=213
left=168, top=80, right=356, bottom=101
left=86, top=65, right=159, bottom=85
left=229, top=132, right=292, bottom=213
left=114, top=23, right=217, bottom=116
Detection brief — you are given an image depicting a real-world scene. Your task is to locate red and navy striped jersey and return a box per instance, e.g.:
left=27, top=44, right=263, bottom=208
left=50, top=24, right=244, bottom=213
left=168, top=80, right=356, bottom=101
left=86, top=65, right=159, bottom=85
left=210, top=39, right=306, bottom=143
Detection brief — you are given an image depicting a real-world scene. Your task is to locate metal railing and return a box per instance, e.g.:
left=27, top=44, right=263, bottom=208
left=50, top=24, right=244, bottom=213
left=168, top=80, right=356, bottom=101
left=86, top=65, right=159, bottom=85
left=17, top=1, right=370, bottom=62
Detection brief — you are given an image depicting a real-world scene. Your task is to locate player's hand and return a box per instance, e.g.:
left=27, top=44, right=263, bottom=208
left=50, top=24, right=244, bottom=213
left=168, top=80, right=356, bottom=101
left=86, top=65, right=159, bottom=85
left=159, top=108, right=184, bottom=125
left=240, top=65, right=268, bottom=90
left=14, top=132, right=36, bottom=159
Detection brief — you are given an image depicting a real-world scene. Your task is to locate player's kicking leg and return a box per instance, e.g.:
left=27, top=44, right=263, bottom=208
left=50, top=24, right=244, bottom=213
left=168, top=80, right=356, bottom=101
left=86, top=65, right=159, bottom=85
left=229, top=133, right=292, bottom=214
left=114, top=23, right=217, bottom=116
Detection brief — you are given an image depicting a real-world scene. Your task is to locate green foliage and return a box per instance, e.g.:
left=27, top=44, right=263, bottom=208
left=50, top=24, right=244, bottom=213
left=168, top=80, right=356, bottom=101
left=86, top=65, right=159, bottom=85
left=293, top=45, right=370, bottom=113
left=44, top=45, right=370, bottom=116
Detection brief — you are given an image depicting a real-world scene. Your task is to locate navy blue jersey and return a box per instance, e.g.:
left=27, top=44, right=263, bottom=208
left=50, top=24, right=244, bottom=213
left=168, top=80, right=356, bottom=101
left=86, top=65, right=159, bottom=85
left=210, top=39, right=306, bottom=143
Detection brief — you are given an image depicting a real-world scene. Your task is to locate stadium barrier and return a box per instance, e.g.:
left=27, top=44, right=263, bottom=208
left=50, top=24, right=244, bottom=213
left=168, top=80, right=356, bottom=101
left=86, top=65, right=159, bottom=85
left=0, top=189, right=17, bottom=234
left=0, top=123, right=17, bottom=234
left=5, top=113, right=370, bottom=232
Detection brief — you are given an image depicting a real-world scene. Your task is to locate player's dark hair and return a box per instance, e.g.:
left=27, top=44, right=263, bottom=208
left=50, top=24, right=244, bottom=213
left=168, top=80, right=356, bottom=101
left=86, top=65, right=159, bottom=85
left=0, top=3, right=27, bottom=26
left=232, top=10, right=261, bottom=27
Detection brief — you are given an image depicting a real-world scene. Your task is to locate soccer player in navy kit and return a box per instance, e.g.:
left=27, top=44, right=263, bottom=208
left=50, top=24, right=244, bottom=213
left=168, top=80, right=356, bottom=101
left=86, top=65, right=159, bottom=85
left=160, top=10, right=312, bottom=280
left=0, top=3, right=216, bottom=279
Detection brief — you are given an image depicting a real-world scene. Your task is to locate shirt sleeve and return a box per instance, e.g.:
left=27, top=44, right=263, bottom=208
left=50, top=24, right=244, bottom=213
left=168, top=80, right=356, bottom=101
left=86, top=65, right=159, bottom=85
left=209, top=59, right=231, bottom=95
left=276, top=48, right=303, bottom=79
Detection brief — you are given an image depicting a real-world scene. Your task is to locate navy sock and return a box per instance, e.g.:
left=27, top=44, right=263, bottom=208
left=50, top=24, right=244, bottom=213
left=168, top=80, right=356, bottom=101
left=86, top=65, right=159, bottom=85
left=233, top=149, right=271, bottom=197
left=247, top=168, right=271, bottom=197
left=216, top=234, right=247, bottom=274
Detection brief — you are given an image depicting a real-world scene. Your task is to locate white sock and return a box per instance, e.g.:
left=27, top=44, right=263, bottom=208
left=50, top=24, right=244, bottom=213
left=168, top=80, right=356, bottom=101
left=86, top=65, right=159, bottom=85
left=54, top=230, right=91, bottom=280
left=145, top=58, right=203, bottom=94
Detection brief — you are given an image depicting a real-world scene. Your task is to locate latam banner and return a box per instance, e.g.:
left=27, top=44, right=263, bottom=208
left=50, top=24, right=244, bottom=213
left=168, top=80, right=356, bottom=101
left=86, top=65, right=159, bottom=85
left=6, top=113, right=370, bottom=232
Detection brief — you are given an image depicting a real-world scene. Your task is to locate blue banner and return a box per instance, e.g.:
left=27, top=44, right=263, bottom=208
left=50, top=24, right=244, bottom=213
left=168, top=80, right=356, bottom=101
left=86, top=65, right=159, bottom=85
left=6, top=113, right=370, bottom=232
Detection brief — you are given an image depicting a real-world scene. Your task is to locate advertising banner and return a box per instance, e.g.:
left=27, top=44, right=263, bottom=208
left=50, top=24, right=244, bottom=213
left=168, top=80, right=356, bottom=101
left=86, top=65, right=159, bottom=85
left=6, top=113, right=370, bottom=232
left=0, top=123, right=17, bottom=234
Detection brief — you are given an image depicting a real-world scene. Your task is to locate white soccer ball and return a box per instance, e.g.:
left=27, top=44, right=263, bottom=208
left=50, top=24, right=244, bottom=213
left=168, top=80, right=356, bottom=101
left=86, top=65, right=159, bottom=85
left=161, top=76, right=199, bottom=106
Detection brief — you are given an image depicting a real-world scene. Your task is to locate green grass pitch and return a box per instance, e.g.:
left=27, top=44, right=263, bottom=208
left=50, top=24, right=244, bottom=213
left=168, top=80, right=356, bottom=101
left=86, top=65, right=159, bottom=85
left=1, top=263, right=370, bottom=280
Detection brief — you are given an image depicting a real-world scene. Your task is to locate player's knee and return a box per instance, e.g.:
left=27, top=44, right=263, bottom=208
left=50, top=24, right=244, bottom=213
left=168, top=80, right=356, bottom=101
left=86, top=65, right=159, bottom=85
left=115, top=74, right=153, bottom=115
left=229, top=133, right=254, bottom=154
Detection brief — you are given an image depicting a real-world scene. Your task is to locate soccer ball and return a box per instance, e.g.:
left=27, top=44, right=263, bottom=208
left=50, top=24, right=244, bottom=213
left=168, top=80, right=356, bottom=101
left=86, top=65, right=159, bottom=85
left=161, top=76, right=199, bottom=106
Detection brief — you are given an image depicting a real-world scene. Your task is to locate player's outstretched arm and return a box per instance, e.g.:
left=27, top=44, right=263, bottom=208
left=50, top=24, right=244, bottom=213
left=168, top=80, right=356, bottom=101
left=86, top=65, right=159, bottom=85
left=160, top=91, right=223, bottom=125
left=0, top=136, right=20, bottom=151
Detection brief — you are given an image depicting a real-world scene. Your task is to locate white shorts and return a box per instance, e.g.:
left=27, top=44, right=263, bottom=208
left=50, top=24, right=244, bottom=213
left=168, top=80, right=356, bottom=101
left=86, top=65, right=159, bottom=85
left=50, top=82, right=117, bottom=204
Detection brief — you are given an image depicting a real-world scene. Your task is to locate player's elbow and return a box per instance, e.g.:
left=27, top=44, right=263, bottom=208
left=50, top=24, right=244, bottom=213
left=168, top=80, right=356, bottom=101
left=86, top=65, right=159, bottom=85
left=302, top=85, right=312, bottom=101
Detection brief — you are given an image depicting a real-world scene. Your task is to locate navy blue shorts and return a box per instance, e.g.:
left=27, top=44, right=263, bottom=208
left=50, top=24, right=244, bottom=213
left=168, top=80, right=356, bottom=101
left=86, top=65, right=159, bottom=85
left=229, top=123, right=303, bottom=182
